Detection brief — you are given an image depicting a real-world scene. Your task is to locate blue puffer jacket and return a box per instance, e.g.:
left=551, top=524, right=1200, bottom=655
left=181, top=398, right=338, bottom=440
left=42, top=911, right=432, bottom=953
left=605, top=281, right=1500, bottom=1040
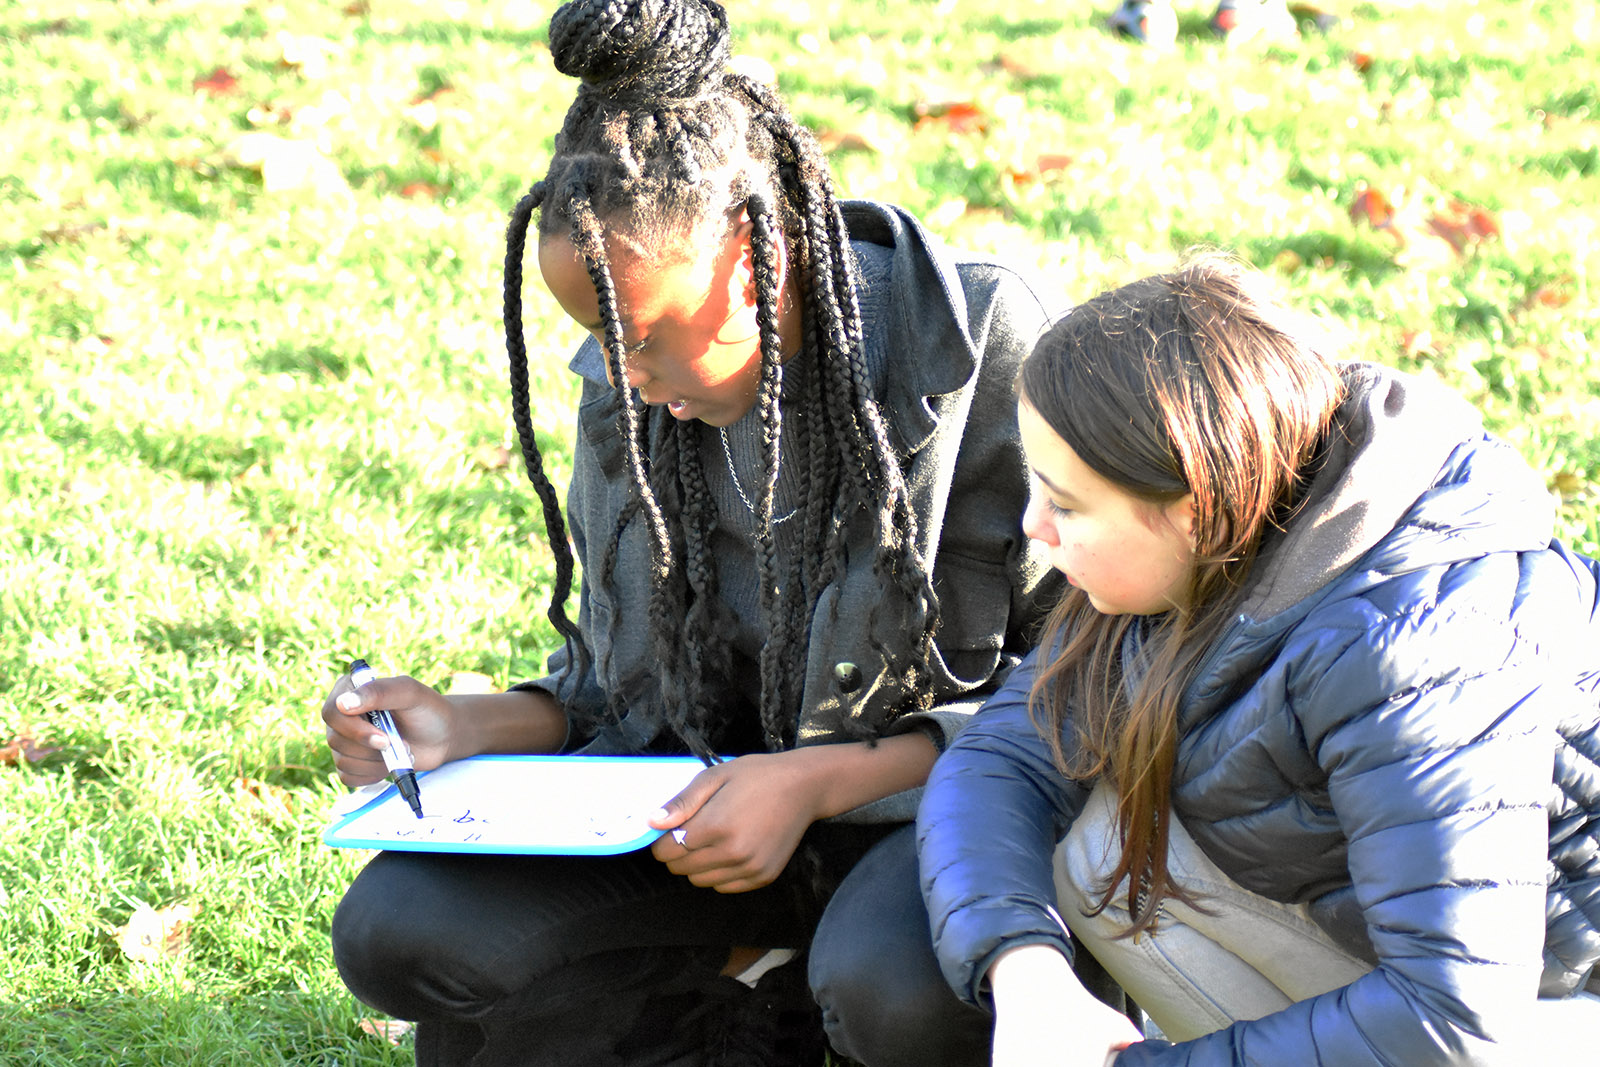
left=919, top=365, right=1600, bottom=1065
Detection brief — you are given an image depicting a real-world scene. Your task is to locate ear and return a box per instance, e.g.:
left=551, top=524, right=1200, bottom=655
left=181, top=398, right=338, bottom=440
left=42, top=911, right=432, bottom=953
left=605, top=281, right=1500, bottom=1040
left=727, top=208, right=786, bottom=308
left=1166, top=494, right=1198, bottom=547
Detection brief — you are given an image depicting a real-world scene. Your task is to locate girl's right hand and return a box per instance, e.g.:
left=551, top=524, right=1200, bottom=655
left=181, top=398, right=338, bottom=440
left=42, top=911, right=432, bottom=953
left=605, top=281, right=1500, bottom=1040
left=320, top=672, right=458, bottom=786
left=990, top=944, right=1144, bottom=1067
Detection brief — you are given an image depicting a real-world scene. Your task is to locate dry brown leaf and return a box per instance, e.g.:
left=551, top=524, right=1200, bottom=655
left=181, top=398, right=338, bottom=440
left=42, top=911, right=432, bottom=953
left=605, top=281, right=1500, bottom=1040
left=1347, top=184, right=1396, bottom=230
left=359, top=1018, right=413, bottom=1044
left=236, top=776, right=295, bottom=822
left=1526, top=278, right=1576, bottom=310
left=1426, top=198, right=1500, bottom=255
left=116, top=903, right=197, bottom=964
left=472, top=443, right=512, bottom=470
left=1552, top=470, right=1588, bottom=496
left=0, top=728, right=62, bottom=767
left=912, top=101, right=988, bottom=136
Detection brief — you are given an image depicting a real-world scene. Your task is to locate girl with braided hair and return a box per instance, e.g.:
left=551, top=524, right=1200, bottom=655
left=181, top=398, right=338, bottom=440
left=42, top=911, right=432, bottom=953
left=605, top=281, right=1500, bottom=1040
left=320, top=1, right=1067, bottom=1063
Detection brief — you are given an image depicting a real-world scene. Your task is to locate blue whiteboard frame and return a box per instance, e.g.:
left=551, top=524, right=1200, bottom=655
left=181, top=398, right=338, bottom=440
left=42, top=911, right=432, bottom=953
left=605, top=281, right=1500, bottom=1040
left=322, top=754, right=714, bottom=856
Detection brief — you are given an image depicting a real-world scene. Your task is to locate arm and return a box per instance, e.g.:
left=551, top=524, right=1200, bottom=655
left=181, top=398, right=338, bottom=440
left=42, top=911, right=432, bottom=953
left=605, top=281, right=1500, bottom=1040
left=323, top=676, right=568, bottom=786
left=1119, top=555, right=1561, bottom=1066
left=917, top=650, right=1095, bottom=1004
left=648, top=731, right=939, bottom=893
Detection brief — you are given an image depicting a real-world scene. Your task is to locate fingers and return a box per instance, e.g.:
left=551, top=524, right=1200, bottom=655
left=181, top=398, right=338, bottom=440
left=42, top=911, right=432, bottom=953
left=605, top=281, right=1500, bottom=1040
left=648, top=765, right=727, bottom=829
left=319, top=671, right=404, bottom=786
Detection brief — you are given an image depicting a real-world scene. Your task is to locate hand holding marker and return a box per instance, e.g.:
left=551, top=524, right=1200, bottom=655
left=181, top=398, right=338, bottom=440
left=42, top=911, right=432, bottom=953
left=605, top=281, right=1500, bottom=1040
left=347, top=659, right=424, bottom=818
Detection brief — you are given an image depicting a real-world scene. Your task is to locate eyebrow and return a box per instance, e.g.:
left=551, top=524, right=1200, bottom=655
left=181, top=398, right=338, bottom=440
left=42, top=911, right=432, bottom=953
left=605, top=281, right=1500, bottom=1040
left=1032, top=468, right=1082, bottom=506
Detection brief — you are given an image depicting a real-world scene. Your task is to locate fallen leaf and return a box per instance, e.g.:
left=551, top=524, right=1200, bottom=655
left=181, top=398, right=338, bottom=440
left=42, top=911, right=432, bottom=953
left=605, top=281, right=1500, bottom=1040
left=358, top=1018, right=413, bottom=1044
left=995, top=51, right=1043, bottom=80
left=912, top=100, right=988, bottom=136
left=1525, top=277, right=1576, bottom=310
left=193, top=67, right=239, bottom=96
left=472, top=443, right=512, bottom=470
left=1347, top=184, right=1396, bottom=230
left=1271, top=249, right=1304, bottom=274
left=236, top=776, right=295, bottom=822
left=247, top=102, right=295, bottom=127
left=1426, top=198, right=1499, bottom=255
left=1552, top=470, right=1588, bottom=496
left=1399, top=329, right=1435, bottom=357
left=0, top=728, right=63, bottom=766
left=116, top=903, right=196, bottom=964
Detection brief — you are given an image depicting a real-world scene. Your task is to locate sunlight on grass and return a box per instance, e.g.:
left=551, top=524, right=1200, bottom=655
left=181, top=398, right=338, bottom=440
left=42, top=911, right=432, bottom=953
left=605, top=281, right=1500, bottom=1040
left=1, top=0, right=1596, bottom=1061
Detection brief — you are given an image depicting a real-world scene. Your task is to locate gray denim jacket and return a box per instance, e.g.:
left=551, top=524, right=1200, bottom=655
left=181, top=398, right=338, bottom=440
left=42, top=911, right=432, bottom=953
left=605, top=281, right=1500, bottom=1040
left=523, top=200, right=1065, bottom=821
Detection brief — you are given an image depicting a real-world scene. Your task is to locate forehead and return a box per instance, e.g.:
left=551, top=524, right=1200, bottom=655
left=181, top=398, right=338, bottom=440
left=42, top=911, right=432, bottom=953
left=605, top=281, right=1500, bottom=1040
left=536, top=229, right=712, bottom=326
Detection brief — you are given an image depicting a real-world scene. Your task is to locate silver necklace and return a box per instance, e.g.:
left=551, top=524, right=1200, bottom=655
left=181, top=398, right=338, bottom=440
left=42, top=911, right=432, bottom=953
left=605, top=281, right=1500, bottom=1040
left=719, top=426, right=798, bottom=525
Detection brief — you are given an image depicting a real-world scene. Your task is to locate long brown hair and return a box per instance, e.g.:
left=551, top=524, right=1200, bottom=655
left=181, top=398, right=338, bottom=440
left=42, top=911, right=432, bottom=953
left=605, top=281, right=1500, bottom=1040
left=1020, top=254, right=1345, bottom=934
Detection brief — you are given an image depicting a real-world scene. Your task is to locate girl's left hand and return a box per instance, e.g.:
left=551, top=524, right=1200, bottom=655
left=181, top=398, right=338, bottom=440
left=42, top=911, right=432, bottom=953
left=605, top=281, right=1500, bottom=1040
left=648, top=752, right=822, bottom=893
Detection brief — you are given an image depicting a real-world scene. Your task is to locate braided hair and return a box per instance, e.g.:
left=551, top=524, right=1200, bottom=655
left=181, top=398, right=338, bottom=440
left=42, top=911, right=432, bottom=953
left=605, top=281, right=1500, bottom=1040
left=504, top=0, right=939, bottom=761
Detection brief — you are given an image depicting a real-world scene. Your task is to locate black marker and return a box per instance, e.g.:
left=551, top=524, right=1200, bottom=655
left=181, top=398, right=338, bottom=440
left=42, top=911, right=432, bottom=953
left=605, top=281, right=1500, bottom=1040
left=347, top=659, right=424, bottom=818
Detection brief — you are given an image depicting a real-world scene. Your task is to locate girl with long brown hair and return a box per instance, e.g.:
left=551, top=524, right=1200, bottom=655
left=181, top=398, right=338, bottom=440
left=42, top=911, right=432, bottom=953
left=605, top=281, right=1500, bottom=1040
left=919, top=255, right=1600, bottom=1065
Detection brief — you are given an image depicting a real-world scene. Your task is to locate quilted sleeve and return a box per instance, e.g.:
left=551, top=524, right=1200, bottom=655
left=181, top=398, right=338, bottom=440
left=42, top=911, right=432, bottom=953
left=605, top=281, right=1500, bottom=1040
left=918, top=649, right=1094, bottom=1007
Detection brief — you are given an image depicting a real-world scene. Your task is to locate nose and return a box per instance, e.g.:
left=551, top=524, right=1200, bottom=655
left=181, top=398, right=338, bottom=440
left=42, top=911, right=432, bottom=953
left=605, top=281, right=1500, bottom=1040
left=1021, top=495, right=1057, bottom=546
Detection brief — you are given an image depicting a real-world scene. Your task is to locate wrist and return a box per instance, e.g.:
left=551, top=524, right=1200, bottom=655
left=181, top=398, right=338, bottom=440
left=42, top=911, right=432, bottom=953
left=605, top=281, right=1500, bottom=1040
left=449, top=689, right=566, bottom=759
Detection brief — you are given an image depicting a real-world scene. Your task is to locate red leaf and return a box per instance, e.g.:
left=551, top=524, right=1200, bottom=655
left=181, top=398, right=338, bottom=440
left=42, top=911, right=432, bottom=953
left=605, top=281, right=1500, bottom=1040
left=1349, top=51, right=1374, bottom=72
left=193, top=67, right=240, bottom=96
left=1426, top=198, right=1499, bottom=255
left=1347, top=185, right=1395, bottom=229
left=399, top=181, right=443, bottom=200
left=912, top=101, right=988, bottom=136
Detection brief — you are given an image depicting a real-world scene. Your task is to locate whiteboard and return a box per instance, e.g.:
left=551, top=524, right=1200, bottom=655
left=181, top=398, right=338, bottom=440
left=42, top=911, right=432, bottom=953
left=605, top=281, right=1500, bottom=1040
left=323, top=755, right=714, bottom=855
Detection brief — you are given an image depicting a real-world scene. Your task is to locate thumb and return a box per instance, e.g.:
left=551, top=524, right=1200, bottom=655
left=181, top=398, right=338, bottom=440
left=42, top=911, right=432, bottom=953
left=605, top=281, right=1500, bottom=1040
left=647, top=768, right=723, bottom=829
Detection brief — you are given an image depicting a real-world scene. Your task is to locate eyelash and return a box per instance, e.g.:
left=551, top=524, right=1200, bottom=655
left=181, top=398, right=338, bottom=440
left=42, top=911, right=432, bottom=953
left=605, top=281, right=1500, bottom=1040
left=1042, top=498, right=1073, bottom=518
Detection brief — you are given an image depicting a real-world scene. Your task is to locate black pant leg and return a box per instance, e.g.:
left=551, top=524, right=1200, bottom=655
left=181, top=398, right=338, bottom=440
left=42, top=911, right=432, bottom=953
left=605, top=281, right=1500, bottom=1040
left=808, top=823, right=993, bottom=1067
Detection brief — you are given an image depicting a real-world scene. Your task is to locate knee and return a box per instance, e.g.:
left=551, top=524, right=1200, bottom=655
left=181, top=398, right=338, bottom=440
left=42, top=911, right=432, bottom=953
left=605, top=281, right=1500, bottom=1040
left=331, top=856, right=508, bottom=1020
left=810, top=944, right=988, bottom=1067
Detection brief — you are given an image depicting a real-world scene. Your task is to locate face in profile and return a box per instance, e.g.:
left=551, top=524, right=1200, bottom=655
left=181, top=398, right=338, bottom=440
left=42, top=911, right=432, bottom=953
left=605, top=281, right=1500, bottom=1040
left=537, top=222, right=768, bottom=428
left=1017, top=399, right=1197, bottom=616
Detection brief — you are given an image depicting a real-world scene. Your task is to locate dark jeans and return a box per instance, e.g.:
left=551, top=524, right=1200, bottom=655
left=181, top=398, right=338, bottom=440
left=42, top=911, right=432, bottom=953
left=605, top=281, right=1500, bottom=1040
left=332, top=822, right=992, bottom=1067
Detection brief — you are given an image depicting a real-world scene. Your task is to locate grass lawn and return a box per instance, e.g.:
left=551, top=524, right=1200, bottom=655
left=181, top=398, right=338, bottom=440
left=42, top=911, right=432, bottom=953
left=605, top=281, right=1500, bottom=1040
left=1, top=0, right=1596, bottom=1062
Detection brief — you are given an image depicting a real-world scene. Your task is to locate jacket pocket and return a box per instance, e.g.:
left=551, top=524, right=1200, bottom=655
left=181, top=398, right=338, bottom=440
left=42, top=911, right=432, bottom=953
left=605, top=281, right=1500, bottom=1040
left=578, top=387, right=626, bottom=480
left=929, top=551, right=1012, bottom=690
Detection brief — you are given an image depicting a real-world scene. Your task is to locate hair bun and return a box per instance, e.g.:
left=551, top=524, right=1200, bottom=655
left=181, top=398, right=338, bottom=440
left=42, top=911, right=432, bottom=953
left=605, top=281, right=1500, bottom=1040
left=548, top=0, right=730, bottom=104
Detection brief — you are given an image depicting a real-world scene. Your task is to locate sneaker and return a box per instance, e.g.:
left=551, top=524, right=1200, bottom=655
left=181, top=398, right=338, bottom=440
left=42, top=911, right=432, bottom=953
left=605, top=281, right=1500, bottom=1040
left=1108, top=0, right=1178, bottom=49
left=1209, top=0, right=1298, bottom=43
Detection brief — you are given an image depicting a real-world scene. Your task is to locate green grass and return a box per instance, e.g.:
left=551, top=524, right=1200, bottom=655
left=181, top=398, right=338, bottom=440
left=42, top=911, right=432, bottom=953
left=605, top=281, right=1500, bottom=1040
left=1, top=0, right=1597, bottom=1062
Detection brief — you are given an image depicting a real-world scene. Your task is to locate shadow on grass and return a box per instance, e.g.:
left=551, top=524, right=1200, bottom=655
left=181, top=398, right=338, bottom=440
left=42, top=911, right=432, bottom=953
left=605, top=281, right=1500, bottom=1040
left=0, top=992, right=412, bottom=1067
